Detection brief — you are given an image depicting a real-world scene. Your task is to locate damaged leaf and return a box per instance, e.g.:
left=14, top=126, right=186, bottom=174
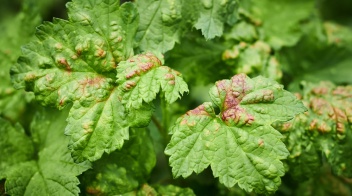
left=165, top=74, right=306, bottom=194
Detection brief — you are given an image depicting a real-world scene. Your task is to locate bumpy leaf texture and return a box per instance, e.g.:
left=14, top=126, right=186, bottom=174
left=135, top=0, right=238, bottom=52
left=10, top=0, right=188, bottom=162
left=193, top=0, right=238, bottom=40
left=165, top=74, right=306, bottom=194
left=0, top=108, right=91, bottom=196
left=136, top=0, right=182, bottom=53
left=276, top=82, right=352, bottom=178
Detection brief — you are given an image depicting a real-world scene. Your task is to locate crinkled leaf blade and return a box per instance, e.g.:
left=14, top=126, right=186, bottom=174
left=65, top=88, right=153, bottom=162
left=116, top=52, right=188, bottom=109
left=136, top=0, right=182, bottom=53
left=166, top=74, right=307, bottom=194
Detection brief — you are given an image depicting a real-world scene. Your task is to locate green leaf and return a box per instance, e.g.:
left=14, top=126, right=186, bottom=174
left=245, top=0, right=315, bottom=49
left=0, top=119, right=33, bottom=179
left=0, top=1, right=40, bottom=122
left=136, top=0, right=182, bottom=53
left=224, top=21, right=258, bottom=42
left=193, top=0, right=238, bottom=40
left=276, top=82, right=352, bottom=178
left=165, top=74, right=306, bottom=194
left=2, top=108, right=91, bottom=196
left=11, top=0, right=187, bottom=162
left=116, top=52, right=188, bottom=109
left=279, top=21, right=352, bottom=89
left=80, top=128, right=156, bottom=195
left=154, top=184, right=196, bottom=196
left=222, top=41, right=283, bottom=82
left=165, top=34, right=226, bottom=85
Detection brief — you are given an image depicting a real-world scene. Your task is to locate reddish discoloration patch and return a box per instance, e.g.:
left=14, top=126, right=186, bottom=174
left=57, top=58, right=71, bottom=71
left=125, top=81, right=136, bottom=90
left=168, top=80, right=175, bottom=85
left=59, top=98, right=64, bottom=106
left=262, top=90, right=275, bottom=101
left=333, top=107, right=347, bottom=134
left=165, top=73, right=175, bottom=80
left=312, top=86, right=329, bottom=95
left=139, top=62, right=154, bottom=72
left=310, top=98, right=333, bottom=115
left=333, top=86, right=352, bottom=97
left=222, top=107, right=254, bottom=126
left=216, top=74, right=255, bottom=126
left=79, top=77, right=105, bottom=94
left=258, top=139, right=264, bottom=147
left=180, top=119, right=188, bottom=125
left=186, top=104, right=210, bottom=116
left=126, top=69, right=141, bottom=79
left=96, top=48, right=106, bottom=58
left=86, top=187, right=101, bottom=195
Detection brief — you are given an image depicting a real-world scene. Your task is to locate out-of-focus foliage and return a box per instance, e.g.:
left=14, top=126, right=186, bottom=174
left=0, top=0, right=352, bottom=195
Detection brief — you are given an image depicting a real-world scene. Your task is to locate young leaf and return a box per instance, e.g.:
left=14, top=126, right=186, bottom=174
left=193, top=0, right=238, bottom=40
left=1, top=108, right=91, bottom=196
left=136, top=0, right=182, bottom=53
left=116, top=52, right=188, bottom=109
left=165, top=74, right=306, bottom=194
left=80, top=128, right=156, bottom=195
left=10, top=0, right=188, bottom=162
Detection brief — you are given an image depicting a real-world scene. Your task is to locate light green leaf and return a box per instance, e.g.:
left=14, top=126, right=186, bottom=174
left=80, top=128, right=156, bottom=195
left=116, top=52, right=188, bottom=109
left=136, top=0, right=182, bottom=53
left=2, top=108, right=91, bottom=196
left=166, top=74, right=306, bottom=194
left=194, top=0, right=238, bottom=40
left=65, top=88, right=152, bottom=163
left=11, top=0, right=187, bottom=162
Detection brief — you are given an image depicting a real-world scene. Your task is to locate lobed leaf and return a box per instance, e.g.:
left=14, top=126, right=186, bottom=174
left=116, top=52, right=188, bottom=109
left=10, top=0, right=188, bottom=162
left=1, top=108, right=91, bottom=196
left=193, top=0, right=238, bottom=40
left=166, top=74, right=306, bottom=194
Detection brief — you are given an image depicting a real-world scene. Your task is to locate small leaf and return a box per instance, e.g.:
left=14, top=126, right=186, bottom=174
left=194, top=0, right=238, bottom=40
left=116, top=52, right=188, bottom=109
left=166, top=74, right=306, bottom=194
